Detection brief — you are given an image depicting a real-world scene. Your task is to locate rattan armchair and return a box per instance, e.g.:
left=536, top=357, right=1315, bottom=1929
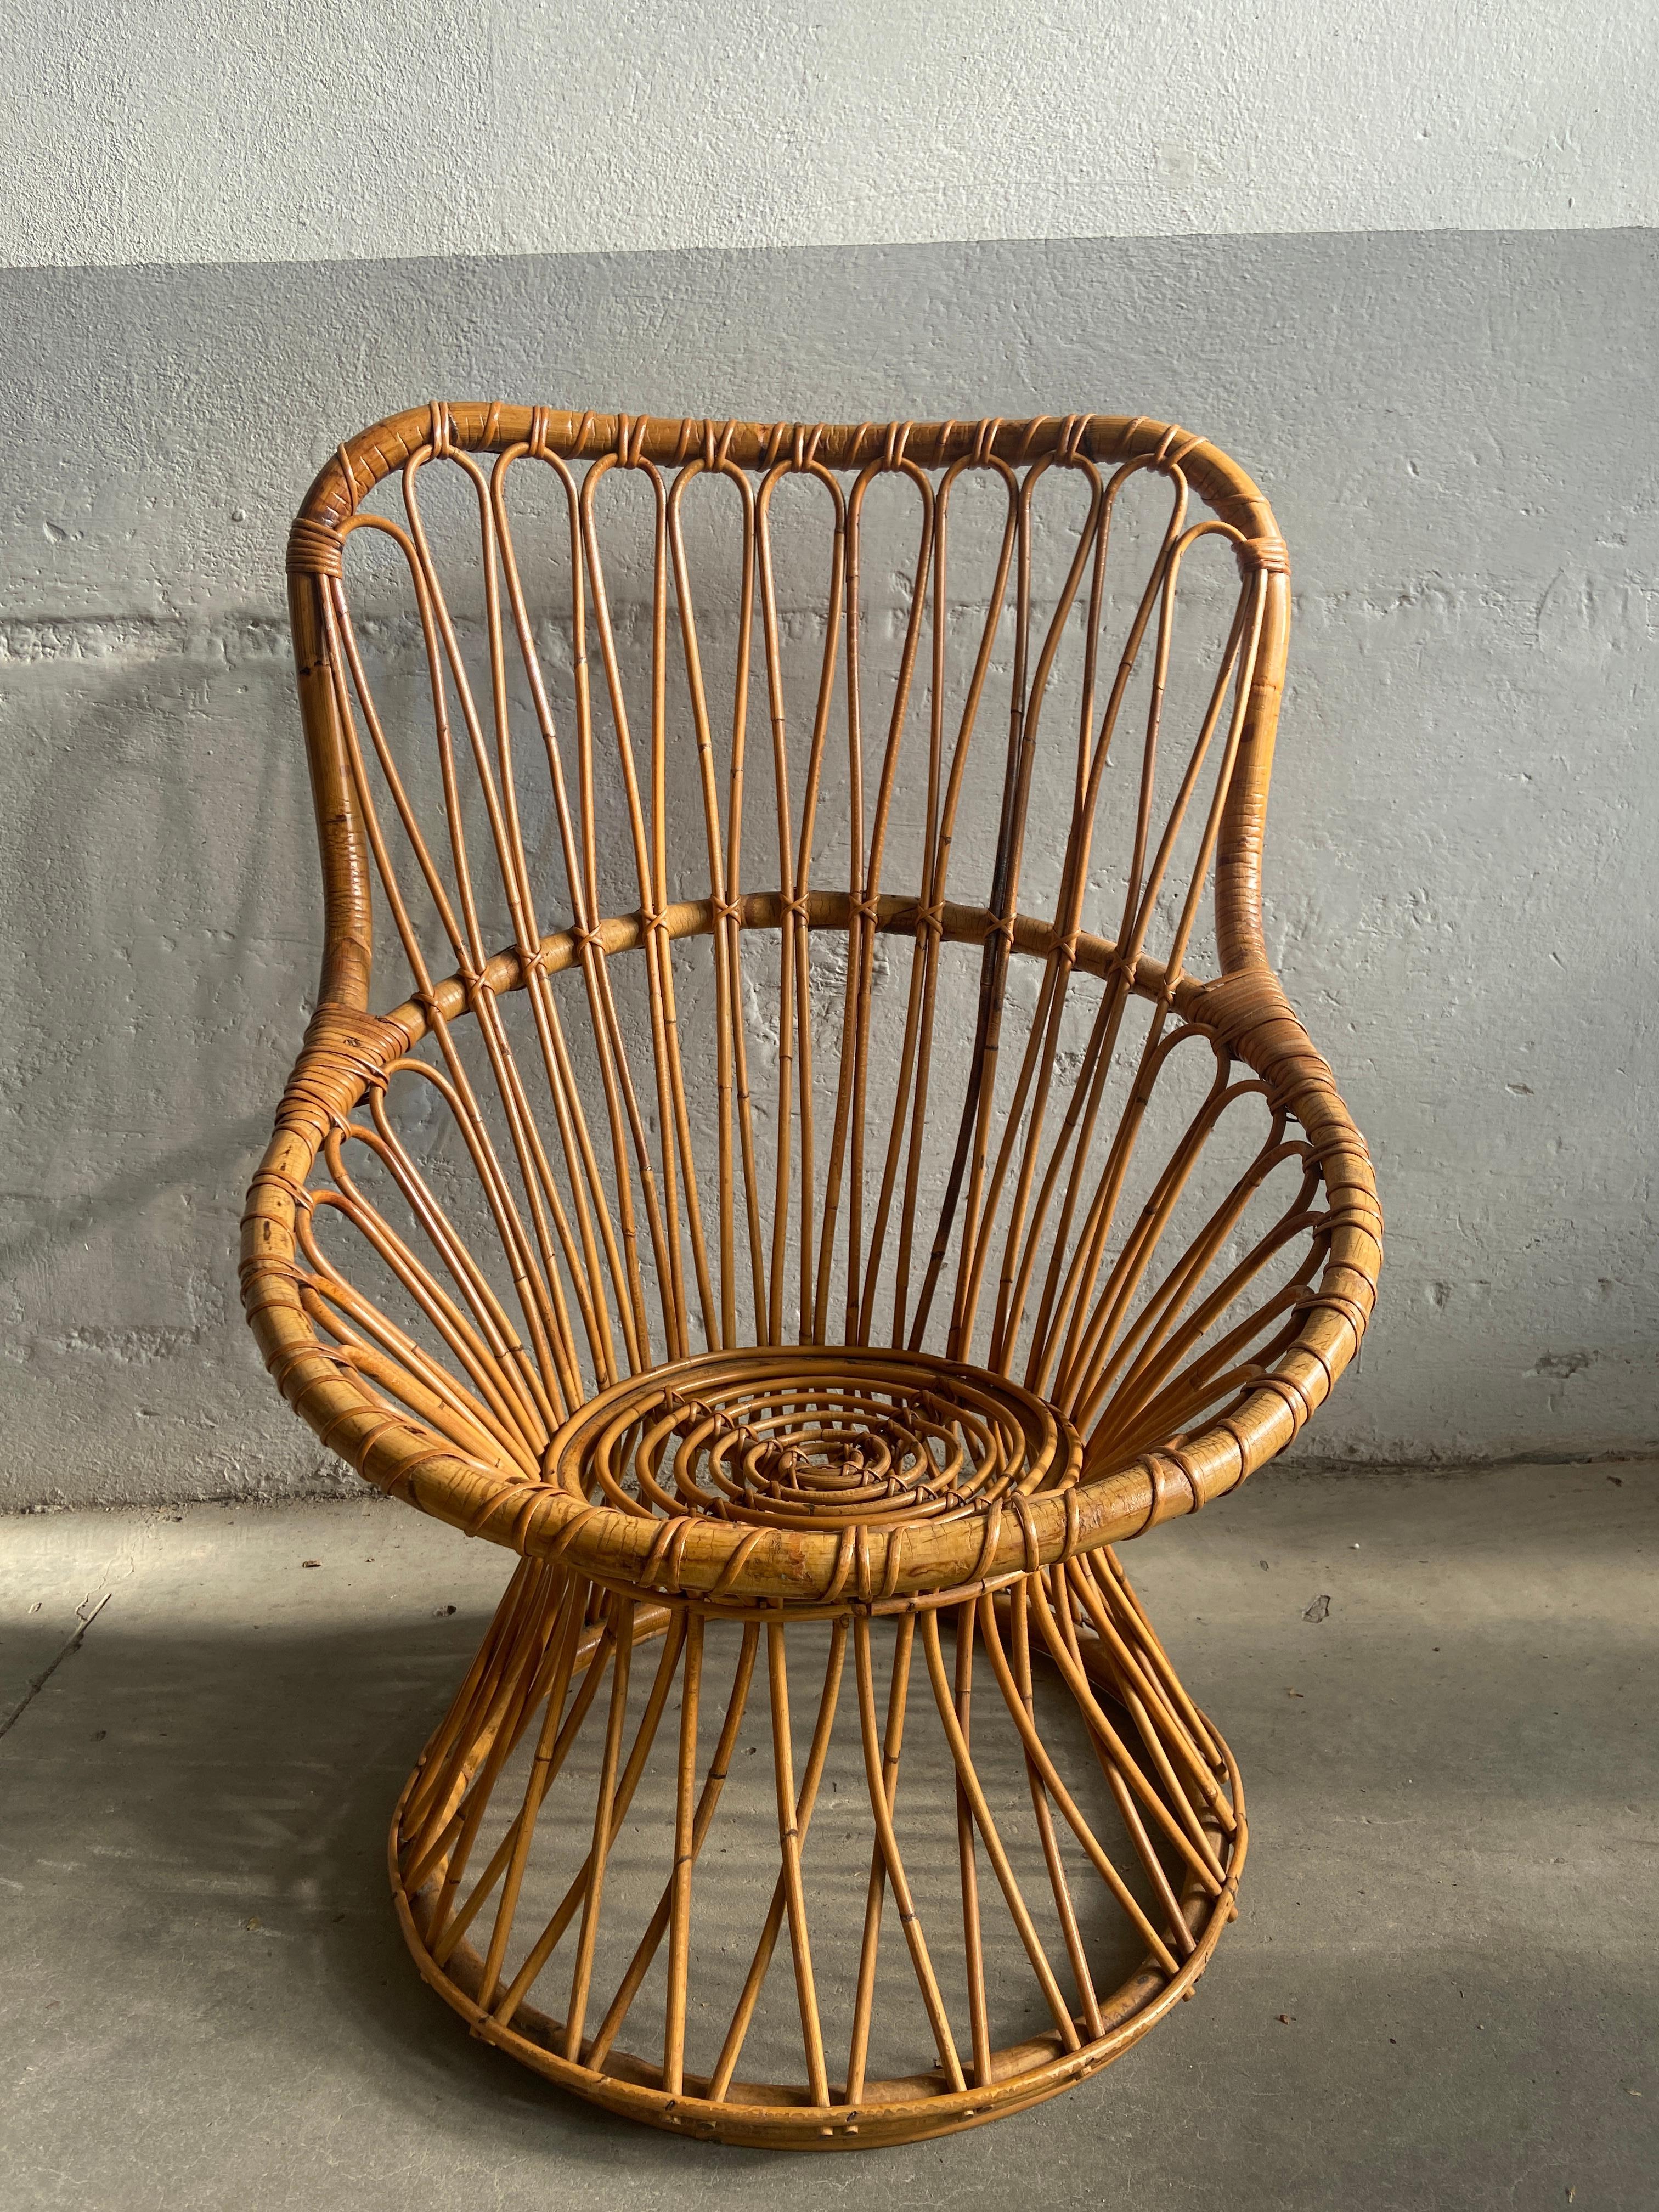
left=241, top=403, right=1380, bottom=2148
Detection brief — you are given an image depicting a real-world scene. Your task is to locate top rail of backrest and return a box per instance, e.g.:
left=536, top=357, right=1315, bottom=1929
left=284, top=403, right=1291, bottom=1011
left=290, top=404, right=1285, bottom=545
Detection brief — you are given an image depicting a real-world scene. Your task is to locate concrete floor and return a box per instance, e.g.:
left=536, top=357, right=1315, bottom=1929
left=0, top=1462, right=1653, bottom=2210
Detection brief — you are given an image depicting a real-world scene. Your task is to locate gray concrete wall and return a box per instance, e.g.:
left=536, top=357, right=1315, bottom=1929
left=2, top=229, right=1654, bottom=1508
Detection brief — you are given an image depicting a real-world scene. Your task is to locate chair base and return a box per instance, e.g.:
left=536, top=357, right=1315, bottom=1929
left=387, top=1559, right=1245, bottom=2150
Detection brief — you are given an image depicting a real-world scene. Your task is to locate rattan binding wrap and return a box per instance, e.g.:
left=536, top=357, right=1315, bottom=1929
left=241, top=403, right=1380, bottom=2147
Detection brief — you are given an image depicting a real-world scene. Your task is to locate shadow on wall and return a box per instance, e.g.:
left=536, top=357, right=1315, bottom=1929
left=0, top=644, right=329, bottom=1503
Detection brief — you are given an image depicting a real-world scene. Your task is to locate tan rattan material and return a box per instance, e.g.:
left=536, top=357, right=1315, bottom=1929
left=240, top=404, right=1380, bottom=2147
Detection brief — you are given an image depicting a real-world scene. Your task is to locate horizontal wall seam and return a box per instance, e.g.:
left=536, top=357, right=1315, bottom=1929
left=4, top=580, right=1651, bottom=672
left=5, top=222, right=1658, bottom=285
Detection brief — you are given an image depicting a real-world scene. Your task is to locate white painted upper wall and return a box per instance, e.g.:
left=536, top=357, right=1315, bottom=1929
left=5, top=0, right=1654, bottom=270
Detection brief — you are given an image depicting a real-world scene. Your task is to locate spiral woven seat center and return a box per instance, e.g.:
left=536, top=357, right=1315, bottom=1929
left=545, top=1347, right=1075, bottom=1556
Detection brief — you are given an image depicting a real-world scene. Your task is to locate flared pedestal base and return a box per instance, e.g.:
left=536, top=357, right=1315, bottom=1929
left=388, top=1553, right=1244, bottom=2149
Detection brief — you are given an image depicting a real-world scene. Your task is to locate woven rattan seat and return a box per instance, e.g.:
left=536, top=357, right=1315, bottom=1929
left=241, top=404, right=1380, bottom=2147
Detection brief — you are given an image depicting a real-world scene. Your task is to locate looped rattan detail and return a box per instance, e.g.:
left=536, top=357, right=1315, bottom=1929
left=286, top=515, right=346, bottom=577
left=1243, top=534, right=1292, bottom=575
left=241, top=399, right=1378, bottom=2147
left=882, top=419, right=915, bottom=472
left=1137, top=1449, right=1202, bottom=1533
left=1154, top=422, right=1204, bottom=468
left=1056, top=412, right=1088, bottom=462
left=273, top=1005, right=411, bottom=1149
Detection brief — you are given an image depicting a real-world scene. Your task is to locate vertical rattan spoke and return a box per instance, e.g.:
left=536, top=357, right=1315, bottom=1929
left=560, top=1599, right=639, bottom=2058
left=951, top=1599, right=994, bottom=2087
left=768, top=1618, right=831, bottom=2107
left=489, top=1605, right=691, bottom=2037
left=585, top=1621, right=760, bottom=2072
left=845, top=1610, right=918, bottom=2102
left=919, top=1607, right=1085, bottom=2047
left=661, top=1612, right=704, bottom=2094
left=976, top=1594, right=1186, bottom=1973
left=402, top=1564, right=568, bottom=1891
left=853, top=1615, right=966, bottom=2095
left=445, top=1573, right=590, bottom=1991
left=708, top=1616, right=848, bottom=2103
left=1024, top=1575, right=1226, bottom=1893
left=1004, top=1583, right=1107, bottom=2033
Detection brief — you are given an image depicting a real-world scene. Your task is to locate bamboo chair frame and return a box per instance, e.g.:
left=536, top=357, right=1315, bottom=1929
left=241, top=403, right=1381, bottom=2148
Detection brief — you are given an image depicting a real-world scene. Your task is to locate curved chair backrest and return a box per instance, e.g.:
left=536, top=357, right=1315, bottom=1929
left=253, top=405, right=1376, bottom=1551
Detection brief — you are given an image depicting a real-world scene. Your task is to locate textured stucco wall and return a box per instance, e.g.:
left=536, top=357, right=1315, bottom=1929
left=4, top=2, right=1657, bottom=268
left=1, top=229, right=1654, bottom=1509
